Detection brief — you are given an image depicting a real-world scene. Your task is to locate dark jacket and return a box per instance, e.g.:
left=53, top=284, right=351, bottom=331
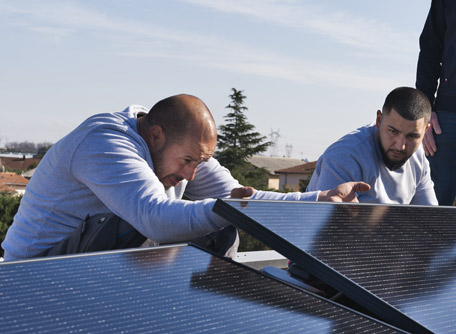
left=416, top=0, right=456, bottom=112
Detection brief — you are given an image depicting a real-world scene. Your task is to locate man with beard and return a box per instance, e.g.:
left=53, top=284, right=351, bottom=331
left=307, top=87, right=437, bottom=205
left=2, top=94, right=370, bottom=262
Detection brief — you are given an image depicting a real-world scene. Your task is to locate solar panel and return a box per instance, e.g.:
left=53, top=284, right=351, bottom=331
left=213, top=199, right=456, bottom=334
left=0, top=245, right=405, bottom=333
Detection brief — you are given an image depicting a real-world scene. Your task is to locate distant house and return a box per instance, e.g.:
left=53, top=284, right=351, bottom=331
left=21, top=168, right=36, bottom=179
left=0, top=183, right=16, bottom=195
left=0, top=172, right=30, bottom=195
left=275, top=161, right=317, bottom=192
left=0, top=156, right=40, bottom=173
left=247, top=155, right=306, bottom=190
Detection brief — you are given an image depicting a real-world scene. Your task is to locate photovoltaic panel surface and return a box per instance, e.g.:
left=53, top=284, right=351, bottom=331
left=0, top=245, right=405, bottom=333
left=213, top=199, right=456, bottom=334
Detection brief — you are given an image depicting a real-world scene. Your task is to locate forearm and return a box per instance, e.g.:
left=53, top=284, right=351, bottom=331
left=184, top=158, right=241, bottom=200
left=134, top=197, right=229, bottom=243
left=410, top=188, right=438, bottom=206
left=250, top=190, right=319, bottom=202
left=77, top=169, right=229, bottom=242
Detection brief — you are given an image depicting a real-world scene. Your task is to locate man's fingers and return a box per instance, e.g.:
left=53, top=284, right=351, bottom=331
left=230, top=187, right=254, bottom=199
left=318, top=181, right=369, bottom=203
left=423, top=131, right=437, bottom=155
left=430, top=112, right=442, bottom=135
left=433, top=123, right=442, bottom=134
left=422, top=138, right=432, bottom=156
left=352, top=181, right=371, bottom=193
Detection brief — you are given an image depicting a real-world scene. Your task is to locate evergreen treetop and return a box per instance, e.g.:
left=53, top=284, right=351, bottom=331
left=216, top=88, right=271, bottom=170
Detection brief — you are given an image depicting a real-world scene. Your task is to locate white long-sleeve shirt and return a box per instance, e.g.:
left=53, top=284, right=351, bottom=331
left=3, top=106, right=319, bottom=261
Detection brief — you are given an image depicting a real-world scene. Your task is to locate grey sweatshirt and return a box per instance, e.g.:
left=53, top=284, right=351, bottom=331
left=307, top=123, right=437, bottom=205
left=3, top=106, right=319, bottom=261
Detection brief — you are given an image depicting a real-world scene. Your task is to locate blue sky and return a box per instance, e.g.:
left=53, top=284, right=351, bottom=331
left=1, top=0, right=431, bottom=161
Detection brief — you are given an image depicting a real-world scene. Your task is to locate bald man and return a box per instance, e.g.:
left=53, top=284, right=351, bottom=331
left=2, top=95, right=369, bottom=261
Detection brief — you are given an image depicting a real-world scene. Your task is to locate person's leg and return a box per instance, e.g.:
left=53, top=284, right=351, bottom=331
left=187, top=225, right=239, bottom=259
left=427, top=111, right=456, bottom=206
left=43, top=214, right=146, bottom=257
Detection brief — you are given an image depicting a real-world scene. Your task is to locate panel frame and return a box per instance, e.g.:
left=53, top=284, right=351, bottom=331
left=213, top=198, right=433, bottom=334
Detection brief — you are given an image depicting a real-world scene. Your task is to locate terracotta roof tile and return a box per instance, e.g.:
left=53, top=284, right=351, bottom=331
left=0, top=172, right=30, bottom=186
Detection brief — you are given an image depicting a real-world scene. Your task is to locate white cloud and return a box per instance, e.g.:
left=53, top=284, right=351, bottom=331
left=0, top=1, right=112, bottom=29
left=0, top=0, right=405, bottom=93
left=184, top=0, right=417, bottom=60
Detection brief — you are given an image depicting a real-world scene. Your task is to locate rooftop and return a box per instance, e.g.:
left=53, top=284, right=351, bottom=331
left=0, top=156, right=40, bottom=172
left=0, top=172, right=29, bottom=187
left=275, top=160, right=317, bottom=174
left=247, top=155, right=305, bottom=175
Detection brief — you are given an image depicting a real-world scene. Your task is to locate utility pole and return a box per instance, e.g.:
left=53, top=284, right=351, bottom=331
left=269, top=129, right=280, bottom=157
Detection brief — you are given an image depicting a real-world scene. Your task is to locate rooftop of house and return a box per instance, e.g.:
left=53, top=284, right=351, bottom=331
left=275, top=160, right=317, bottom=174
left=0, top=172, right=30, bottom=187
left=247, top=155, right=306, bottom=175
left=0, top=156, right=40, bottom=171
left=22, top=168, right=36, bottom=179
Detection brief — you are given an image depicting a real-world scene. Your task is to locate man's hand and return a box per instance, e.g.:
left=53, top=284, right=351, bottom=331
left=423, top=111, right=441, bottom=156
left=318, top=181, right=371, bottom=203
left=230, top=187, right=254, bottom=199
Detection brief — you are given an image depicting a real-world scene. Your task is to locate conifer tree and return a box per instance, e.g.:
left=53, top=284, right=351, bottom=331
left=217, top=88, right=272, bottom=250
left=216, top=88, right=271, bottom=171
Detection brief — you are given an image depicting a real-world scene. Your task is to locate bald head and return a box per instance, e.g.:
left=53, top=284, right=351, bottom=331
left=144, top=94, right=217, bottom=144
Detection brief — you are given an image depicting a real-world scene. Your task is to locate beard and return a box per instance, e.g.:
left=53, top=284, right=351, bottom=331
left=151, top=144, right=171, bottom=188
left=377, top=133, right=410, bottom=171
left=151, top=144, right=183, bottom=189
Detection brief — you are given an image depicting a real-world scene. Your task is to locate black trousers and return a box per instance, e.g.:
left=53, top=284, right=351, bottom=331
left=41, top=213, right=239, bottom=259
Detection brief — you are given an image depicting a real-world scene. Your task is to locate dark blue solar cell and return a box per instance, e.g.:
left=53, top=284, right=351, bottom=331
left=0, top=245, right=404, bottom=333
left=213, top=199, right=456, bottom=334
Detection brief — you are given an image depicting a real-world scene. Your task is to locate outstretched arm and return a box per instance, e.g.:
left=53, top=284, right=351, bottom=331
left=230, top=182, right=371, bottom=203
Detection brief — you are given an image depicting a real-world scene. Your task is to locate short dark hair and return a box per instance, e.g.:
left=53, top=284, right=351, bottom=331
left=144, top=94, right=214, bottom=144
left=382, top=87, right=431, bottom=123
